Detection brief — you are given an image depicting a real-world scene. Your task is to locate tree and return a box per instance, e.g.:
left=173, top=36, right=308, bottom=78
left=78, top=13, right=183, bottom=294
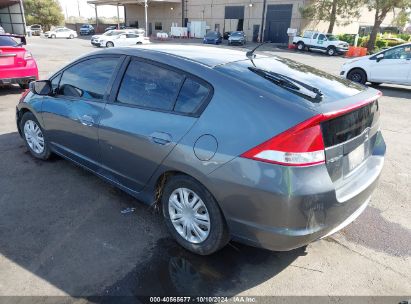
left=366, top=0, right=411, bottom=51
left=299, top=0, right=363, bottom=33
left=391, top=9, right=411, bottom=29
left=24, top=0, right=64, bottom=31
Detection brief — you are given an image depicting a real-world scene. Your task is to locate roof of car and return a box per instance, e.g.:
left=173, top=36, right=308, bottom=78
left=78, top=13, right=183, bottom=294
left=104, top=44, right=253, bottom=67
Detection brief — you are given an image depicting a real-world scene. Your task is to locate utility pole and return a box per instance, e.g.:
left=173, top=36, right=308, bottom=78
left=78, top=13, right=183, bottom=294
left=77, top=0, right=81, bottom=18
left=117, top=4, right=120, bottom=29
left=260, top=0, right=266, bottom=42
left=95, top=4, right=98, bottom=30
left=145, top=0, right=148, bottom=37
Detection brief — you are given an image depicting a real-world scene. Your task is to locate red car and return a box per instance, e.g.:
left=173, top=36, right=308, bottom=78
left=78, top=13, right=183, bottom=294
left=0, top=34, right=38, bottom=89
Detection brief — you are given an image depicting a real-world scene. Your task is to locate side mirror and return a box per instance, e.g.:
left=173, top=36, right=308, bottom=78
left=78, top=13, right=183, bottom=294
left=376, top=53, right=384, bottom=62
left=30, top=80, right=52, bottom=96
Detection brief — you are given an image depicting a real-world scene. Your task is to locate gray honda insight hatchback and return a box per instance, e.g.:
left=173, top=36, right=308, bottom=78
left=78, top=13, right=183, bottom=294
left=17, top=45, right=385, bottom=255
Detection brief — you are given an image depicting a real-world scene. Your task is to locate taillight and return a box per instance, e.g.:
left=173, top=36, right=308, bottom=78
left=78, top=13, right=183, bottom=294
left=241, top=92, right=382, bottom=167
left=24, top=51, right=33, bottom=60
left=241, top=115, right=325, bottom=167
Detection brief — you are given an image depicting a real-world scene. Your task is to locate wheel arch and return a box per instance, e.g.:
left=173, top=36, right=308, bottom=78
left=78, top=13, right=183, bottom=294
left=152, top=169, right=230, bottom=232
left=347, top=67, right=368, bottom=82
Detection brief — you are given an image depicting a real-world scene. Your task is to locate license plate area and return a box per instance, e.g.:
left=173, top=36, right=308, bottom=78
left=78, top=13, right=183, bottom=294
left=348, top=143, right=365, bottom=171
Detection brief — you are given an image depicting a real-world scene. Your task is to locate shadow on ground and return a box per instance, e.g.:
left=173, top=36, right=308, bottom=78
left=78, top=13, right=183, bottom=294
left=0, top=132, right=304, bottom=297
left=0, top=85, right=25, bottom=97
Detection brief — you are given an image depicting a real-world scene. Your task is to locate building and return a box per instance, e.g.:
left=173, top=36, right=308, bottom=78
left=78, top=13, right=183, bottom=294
left=0, top=0, right=26, bottom=35
left=88, top=0, right=399, bottom=43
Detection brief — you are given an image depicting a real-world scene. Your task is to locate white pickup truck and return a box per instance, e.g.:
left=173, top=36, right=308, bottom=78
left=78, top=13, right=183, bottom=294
left=293, top=31, right=349, bottom=56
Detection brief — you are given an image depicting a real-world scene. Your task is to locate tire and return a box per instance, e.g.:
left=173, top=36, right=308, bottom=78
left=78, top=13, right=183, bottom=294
left=136, top=41, right=142, bottom=45
left=297, top=41, right=305, bottom=51
left=347, top=68, right=367, bottom=84
left=106, top=41, right=114, bottom=48
left=19, top=83, right=29, bottom=89
left=20, top=112, right=51, bottom=160
left=326, top=46, right=336, bottom=56
left=69, top=34, right=74, bottom=39
left=162, top=175, right=229, bottom=255
left=51, top=34, right=56, bottom=39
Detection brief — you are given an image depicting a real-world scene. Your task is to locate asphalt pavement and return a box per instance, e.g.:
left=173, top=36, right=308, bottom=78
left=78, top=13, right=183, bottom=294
left=0, top=36, right=410, bottom=300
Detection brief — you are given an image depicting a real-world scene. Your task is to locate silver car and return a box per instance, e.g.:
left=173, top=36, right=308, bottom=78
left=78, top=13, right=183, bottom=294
left=17, top=45, right=385, bottom=255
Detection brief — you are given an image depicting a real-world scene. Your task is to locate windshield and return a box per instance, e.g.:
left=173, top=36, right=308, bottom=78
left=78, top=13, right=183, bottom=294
left=231, top=32, right=243, bottom=37
left=326, top=34, right=338, bottom=41
left=0, top=36, right=18, bottom=47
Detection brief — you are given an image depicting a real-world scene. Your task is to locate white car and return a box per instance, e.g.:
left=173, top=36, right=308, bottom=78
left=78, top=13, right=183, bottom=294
left=0, top=26, right=5, bottom=34
left=91, top=30, right=126, bottom=46
left=43, top=27, right=77, bottom=39
left=341, top=43, right=411, bottom=86
left=99, top=32, right=149, bottom=48
left=293, top=31, right=349, bottom=56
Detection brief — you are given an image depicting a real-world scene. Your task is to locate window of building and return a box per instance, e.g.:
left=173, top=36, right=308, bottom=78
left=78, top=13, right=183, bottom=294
left=117, top=60, right=184, bottom=111
left=58, top=57, right=120, bottom=100
left=155, top=22, right=162, bottom=30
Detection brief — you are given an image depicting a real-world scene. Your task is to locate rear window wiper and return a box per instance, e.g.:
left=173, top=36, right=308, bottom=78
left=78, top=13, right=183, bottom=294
left=248, top=67, right=323, bottom=102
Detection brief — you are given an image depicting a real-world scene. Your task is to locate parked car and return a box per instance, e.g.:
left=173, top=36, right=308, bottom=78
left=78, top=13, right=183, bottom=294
left=105, top=25, right=117, bottom=32
left=228, top=31, right=246, bottom=46
left=29, top=24, right=42, bottom=36
left=341, top=43, right=411, bottom=85
left=101, top=32, right=150, bottom=47
left=0, top=34, right=38, bottom=89
left=17, top=45, right=385, bottom=255
left=203, top=31, right=222, bottom=45
left=43, top=27, right=77, bottom=39
left=293, top=31, right=349, bottom=56
left=223, top=31, right=232, bottom=40
left=91, top=30, right=142, bottom=47
left=0, top=26, right=5, bottom=34
left=79, top=24, right=95, bottom=36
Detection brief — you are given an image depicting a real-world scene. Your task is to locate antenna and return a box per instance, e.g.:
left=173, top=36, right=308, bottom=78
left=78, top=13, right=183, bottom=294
left=246, top=41, right=271, bottom=59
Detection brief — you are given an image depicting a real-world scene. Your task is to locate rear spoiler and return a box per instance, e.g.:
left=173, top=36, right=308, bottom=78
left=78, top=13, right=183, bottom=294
left=0, top=34, right=26, bottom=45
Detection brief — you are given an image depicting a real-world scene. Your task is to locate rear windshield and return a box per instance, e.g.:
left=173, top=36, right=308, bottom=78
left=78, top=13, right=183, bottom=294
left=206, top=32, right=219, bottom=38
left=215, top=56, right=365, bottom=104
left=0, top=36, right=18, bottom=46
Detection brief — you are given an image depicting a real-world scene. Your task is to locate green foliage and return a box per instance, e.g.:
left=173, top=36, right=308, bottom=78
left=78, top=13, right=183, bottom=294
left=365, top=0, right=411, bottom=51
left=299, top=0, right=363, bottom=32
left=397, top=33, right=411, bottom=41
left=24, top=0, right=64, bottom=31
left=375, top=39, right=388, bottom=48
left=338, top=34, right=355, bottom=45
left=391, top=9, right=410, bottom=28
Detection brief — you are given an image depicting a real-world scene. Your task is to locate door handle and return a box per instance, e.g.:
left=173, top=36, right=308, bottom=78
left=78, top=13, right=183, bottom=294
left=149, top=132, right=172, bottom=145
left=80, top=115, right=94, bottom=127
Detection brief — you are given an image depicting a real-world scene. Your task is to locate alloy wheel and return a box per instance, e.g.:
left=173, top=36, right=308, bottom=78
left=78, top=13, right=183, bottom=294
left=24, top=120, right=45, bottom=154
left=168, top=188, right=210, bottom=244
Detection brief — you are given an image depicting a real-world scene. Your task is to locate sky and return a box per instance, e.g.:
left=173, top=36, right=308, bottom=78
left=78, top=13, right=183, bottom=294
left=58, top=0, right=125, bottom=19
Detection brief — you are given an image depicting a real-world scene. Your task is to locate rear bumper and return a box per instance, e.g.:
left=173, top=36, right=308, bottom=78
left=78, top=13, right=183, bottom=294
left=208, top=132, right=386, bottom=251
left=337, top=47, right=349, bottom=54
left=0, top=61, right=38, bottom=85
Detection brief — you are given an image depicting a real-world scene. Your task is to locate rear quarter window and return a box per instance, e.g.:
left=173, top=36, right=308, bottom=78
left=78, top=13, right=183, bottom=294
left=174, top=78, right=211, bottom=114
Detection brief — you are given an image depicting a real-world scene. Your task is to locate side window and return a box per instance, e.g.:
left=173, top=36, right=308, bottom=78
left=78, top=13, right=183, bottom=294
left=174, top=78, right=210, bottom=114
left=313, top=33, right=318, bottom=39
left=318, top=34, right=325, bottom=41
left=384, top=46, right=410, bottom=60
left=126, top=34, right=137, bottom=38
left=51, top=73, right=62, bottom=92
left=58, top=57, right=120, bottom=100
left=116, top=60, right=184, bottom=111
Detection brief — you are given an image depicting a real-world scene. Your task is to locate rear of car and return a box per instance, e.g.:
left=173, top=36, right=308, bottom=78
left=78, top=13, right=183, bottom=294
left=0, top=35, right=38, bottom=87
left=80, top=24, right=94, bottom=36
left=208, top=55, right=385, bottom=250
left=203, top=31, right=222, bottom=44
